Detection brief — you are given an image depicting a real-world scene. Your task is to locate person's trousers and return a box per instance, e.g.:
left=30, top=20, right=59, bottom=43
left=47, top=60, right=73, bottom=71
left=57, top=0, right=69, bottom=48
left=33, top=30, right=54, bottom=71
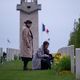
left=21, top=57, right=32, bottom=70
left=41, top=57, right=51, bottom=70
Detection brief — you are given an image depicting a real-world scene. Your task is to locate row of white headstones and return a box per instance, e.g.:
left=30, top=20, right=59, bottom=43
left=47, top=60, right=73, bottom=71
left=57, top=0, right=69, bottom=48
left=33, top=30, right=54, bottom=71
left=0, top=46, right=80, bottom=79
left=58, top=45, right=80, bottom=80
left=0, top=48, right=20, bottom=61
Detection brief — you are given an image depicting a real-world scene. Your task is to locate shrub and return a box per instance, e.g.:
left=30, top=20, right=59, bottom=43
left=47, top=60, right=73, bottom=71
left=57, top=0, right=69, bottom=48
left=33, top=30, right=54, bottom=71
left=54, top=53, right=63, bottom=64
left=54, top=56, right=71, bottom=72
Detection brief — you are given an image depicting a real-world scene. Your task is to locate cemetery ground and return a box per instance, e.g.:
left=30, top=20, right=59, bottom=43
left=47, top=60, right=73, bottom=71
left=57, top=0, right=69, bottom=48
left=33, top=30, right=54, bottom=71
left=0, top=60, right=76, bottom=80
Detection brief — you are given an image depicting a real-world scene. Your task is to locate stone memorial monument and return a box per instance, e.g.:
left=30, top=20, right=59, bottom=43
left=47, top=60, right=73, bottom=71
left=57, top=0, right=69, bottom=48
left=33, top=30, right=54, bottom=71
left=17, top=0, right=41, bottom=54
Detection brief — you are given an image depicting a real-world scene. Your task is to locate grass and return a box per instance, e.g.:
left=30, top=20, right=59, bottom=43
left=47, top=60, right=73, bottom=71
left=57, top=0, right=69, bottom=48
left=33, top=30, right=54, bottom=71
left=0, top=60, right=76, bottom=80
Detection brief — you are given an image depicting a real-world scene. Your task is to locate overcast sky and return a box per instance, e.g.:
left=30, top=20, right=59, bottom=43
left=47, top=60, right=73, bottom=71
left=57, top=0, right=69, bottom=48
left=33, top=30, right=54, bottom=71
left=0, top=0, right=80, bottom=52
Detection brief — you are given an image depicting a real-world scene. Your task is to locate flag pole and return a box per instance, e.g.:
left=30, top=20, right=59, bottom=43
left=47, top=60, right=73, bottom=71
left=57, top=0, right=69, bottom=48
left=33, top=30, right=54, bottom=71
left=7, top=39, right=11, bottom=48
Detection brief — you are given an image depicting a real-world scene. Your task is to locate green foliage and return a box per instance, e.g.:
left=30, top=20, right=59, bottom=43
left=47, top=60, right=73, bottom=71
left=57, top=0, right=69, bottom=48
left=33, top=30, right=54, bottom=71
left=55, top=56, right=71, bottom=71
left=68, top=18, right=80, bottom=48
left=0, top=60, right=75, bottom=80
left=14, top=55, right=18, bottom=60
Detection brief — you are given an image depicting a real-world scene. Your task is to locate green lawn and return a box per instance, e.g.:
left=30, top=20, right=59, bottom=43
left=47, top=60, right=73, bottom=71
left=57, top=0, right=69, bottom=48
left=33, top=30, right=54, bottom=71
left=0, top=60, right=76, bottom=80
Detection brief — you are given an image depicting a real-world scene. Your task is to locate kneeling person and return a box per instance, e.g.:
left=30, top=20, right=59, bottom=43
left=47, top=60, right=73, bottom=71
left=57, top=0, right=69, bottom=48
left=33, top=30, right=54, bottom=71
left=32, top=41, right=52, bottom=70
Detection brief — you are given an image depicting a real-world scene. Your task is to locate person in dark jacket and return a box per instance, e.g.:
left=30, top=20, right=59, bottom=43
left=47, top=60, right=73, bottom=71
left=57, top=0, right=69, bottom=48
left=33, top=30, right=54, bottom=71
left=41, top=41, right=53, bottom=70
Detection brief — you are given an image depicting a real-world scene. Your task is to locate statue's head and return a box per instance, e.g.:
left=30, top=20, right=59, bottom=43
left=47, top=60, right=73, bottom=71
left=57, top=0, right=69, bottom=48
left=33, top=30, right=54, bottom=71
left=24, top=20, right=32, bottom=28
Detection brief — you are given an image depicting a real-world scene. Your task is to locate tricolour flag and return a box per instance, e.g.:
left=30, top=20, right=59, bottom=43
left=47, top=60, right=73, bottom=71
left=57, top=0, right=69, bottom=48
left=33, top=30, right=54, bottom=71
left=42, top=24, right=45, bottom=31
left=46, top=29, right=49, bottom=34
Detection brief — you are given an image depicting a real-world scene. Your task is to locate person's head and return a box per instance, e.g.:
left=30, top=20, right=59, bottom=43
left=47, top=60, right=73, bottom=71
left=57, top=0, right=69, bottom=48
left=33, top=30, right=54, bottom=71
left=24, top=20, right=32, bottom=28
left=43, top=41, right=49, bottom=49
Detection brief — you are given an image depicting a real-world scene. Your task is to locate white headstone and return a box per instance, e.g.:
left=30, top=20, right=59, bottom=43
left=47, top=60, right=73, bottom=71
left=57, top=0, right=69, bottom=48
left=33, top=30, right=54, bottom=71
left=69, top=45, right=75, bottom=73
left=76, top=48, right=80, bottom=80
left=58, top=45, right=75, bottom=73
left=0, top=48, right=3, bottom=57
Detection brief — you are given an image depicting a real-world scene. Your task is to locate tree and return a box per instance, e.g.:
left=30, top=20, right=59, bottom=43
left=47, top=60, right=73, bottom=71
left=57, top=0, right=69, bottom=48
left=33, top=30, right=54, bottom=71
left=68, top=18, right=80, bottom=48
